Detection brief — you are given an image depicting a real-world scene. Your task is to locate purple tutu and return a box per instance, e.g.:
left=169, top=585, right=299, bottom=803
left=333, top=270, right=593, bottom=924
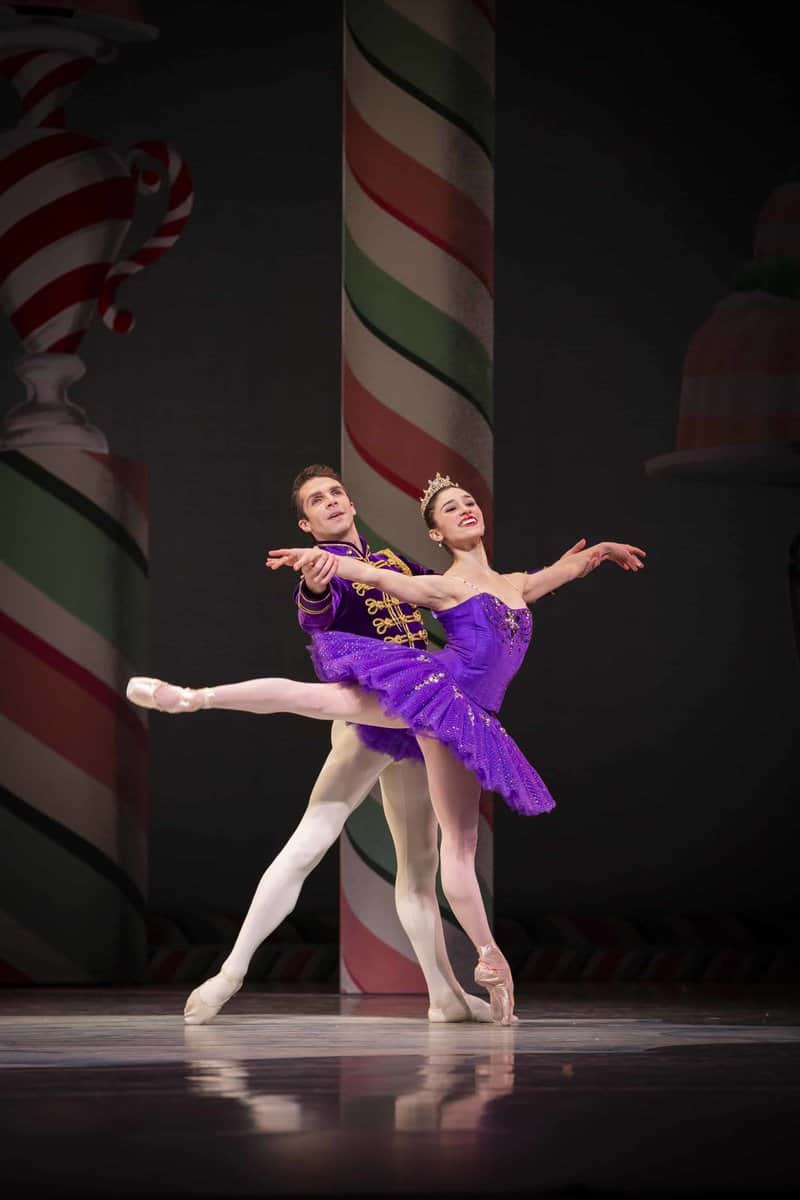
left=355, top=722, right=423, bottom=762
left=310, top=629, right=555, bottom=817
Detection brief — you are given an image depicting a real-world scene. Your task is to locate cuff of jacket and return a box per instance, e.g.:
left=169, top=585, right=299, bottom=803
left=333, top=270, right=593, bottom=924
left=296, top=581, right=333, bottom=615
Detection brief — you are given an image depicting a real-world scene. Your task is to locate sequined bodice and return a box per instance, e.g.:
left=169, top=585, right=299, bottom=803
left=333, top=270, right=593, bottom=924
left=432, top=592, right=532, bottom=714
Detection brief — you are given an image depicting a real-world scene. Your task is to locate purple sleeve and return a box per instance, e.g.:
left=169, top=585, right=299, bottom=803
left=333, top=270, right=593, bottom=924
left=294, top=578, right=345, bottom=633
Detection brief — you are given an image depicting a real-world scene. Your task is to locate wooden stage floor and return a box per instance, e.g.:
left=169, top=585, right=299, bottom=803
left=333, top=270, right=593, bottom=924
left=1, top=983, right=799, bottom=1199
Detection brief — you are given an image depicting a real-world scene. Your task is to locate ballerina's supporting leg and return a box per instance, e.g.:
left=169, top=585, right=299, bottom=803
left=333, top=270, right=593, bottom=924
left=416, top=736, right=516, bottom=1026
left=380, top=761, right=491, bottom=1023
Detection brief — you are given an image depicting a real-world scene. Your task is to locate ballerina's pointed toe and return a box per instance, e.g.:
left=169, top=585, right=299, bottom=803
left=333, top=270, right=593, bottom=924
left=126, top=677, right=166, bottom=709
left=474, top=946, right=516, bottom=1026
left=126, top=677, right=214, bottom=713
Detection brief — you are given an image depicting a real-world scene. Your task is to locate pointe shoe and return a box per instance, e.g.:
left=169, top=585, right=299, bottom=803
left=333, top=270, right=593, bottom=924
left=184, top=968, right=243, bottom=1025
left=462, top=991, right=519, bottom=1025
left=474, top=945, right=515, bottom=1026
left=126, top=677, right=215, bottom=713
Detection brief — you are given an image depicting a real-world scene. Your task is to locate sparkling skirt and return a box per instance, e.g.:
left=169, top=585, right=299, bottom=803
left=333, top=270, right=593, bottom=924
left=310, top=631, right=555, bottom=817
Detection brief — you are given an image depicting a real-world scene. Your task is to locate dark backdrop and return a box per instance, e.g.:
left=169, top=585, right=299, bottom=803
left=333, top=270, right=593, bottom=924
left=2, top=0, right=797, bottom=922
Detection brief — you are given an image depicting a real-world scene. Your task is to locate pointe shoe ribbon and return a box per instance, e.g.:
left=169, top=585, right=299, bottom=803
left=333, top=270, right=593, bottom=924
left=126, top=677, right=215, bottom=713
left=474, top=944, right=515, bottom=1026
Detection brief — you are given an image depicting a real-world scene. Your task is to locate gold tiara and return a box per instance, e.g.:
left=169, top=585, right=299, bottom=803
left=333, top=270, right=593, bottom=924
left=419, top=473, right=459, bottom=514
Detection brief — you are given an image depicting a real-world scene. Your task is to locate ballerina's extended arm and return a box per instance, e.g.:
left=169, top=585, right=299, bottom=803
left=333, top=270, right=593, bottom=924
left=508, top=541, right=646, bottom=604
left=267, top=547, right=463, bottom=609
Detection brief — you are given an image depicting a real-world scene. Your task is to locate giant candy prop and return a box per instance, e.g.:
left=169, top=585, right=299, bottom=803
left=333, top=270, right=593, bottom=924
left=647, top=180, right=800, bottom=484
left=647, top=179, right=800, bottom=666
left=340, top=0, right=495, bottom=994
left=0, top=12, right=192, bottom=449
left=0, top=3, right=190, bottom=981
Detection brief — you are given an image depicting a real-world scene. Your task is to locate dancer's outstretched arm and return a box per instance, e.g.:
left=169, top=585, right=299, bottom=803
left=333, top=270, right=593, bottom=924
left=268, top=547, right=462, bottom=609
left=508, top=541, right=646, bottom=604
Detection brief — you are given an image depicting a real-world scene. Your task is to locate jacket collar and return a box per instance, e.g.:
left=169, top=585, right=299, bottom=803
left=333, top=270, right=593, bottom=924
left=313, top=534, right=371, bottom=559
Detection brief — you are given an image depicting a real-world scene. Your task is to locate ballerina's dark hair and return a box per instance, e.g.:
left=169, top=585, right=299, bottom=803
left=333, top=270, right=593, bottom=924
left=422, top=495, right=441, bottom=530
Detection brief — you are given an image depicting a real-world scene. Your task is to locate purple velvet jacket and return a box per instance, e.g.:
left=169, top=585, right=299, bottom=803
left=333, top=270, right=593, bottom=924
left=294, top=536, right=433, bottom=646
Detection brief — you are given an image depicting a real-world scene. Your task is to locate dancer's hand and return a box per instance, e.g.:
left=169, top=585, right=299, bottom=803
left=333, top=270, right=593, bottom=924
left=520, top=540, right=646, bottom=600
left=557, top=537, right=587, bottom=560
left=594, top=542, right=646, bottom=572
left=267, top=548, right=339, bottom=590
left=567, top=546, right=605, bottom=580
left=562, top=542, right=645, bottom=581
left=301, top=549, right=338, bottom=593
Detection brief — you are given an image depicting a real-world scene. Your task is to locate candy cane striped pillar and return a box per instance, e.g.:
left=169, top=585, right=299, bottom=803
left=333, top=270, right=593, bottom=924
left=340, top=0, right=495, bottom=994
left=0, top=449, right=148, bottom=982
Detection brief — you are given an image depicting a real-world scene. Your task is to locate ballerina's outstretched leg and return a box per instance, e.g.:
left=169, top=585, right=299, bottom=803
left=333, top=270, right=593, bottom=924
left=127, top=675, right=407, bottom=727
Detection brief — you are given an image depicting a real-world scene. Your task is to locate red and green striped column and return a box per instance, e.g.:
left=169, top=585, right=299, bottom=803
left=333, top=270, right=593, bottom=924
left=0, top=449, right=148, bottom=981
left=340, top=0, right=495, bottom=994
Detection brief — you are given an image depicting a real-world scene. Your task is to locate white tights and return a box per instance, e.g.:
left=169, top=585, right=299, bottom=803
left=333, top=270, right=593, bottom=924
left=156, top=676, right=501, bottom=1018
left=219, top=722, right=469, bottom=1015
left=200, top=676, right=495, bottom=952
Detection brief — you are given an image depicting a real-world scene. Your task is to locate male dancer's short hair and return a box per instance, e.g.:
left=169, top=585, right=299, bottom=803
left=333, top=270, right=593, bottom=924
left=290, top=464, right=344, bottom=518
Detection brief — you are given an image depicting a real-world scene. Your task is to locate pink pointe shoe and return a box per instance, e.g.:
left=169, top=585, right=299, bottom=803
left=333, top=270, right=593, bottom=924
left=474, top=944, right=515, bottom=1026
left=126, top=677, right=215, bottom=713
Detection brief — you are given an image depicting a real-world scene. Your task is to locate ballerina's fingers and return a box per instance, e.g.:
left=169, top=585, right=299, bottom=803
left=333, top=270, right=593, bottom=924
left=599, top=542, right=644, bottom=571
left=266, top=547, right=309, bottom=571
left=265, top=548, right=293, bottom=570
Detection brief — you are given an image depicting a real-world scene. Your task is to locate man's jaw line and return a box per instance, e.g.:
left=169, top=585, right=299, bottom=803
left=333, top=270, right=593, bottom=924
left=312, top=516, right=361, bottom=548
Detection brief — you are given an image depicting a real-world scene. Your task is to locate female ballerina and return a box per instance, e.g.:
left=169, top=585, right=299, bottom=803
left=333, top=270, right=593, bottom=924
left=127, top=474, right=645, bottom=1024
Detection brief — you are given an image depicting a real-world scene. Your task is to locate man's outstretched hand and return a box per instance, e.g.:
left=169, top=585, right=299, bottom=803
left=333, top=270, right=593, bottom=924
left=266, top=547, right=339, bottom=594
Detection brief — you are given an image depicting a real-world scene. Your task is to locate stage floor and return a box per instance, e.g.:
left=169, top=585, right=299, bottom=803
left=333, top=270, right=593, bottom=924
left=1, top=983, right=799, bottom=1198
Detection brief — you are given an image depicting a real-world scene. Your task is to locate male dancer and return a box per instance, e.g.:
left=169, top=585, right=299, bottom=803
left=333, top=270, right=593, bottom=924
left=184, top=464, right=492, bottom=1023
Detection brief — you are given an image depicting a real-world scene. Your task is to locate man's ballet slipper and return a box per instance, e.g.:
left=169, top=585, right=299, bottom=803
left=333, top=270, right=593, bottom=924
left=126, top=677, right=214, bottom=713
left=474, top=945, right=515, bottom=1026
left=183, top=969, right=243, bottom=1025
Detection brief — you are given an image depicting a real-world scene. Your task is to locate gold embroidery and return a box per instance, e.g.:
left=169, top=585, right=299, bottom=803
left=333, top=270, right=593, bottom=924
left=383, top=629, right=428, bottom=647
left=374, top=548, right=414, bottom=577
left=372, top=615, right=402, bottom=636
left=371, top=549, right=426, bottom=646
left=342, top=546, right=428, bottom=646
left=297, top=596, right=332, bottom=615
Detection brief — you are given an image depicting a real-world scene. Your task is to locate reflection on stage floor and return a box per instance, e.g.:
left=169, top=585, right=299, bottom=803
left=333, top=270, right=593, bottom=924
left=1, top=984, right=798, bottom=1197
